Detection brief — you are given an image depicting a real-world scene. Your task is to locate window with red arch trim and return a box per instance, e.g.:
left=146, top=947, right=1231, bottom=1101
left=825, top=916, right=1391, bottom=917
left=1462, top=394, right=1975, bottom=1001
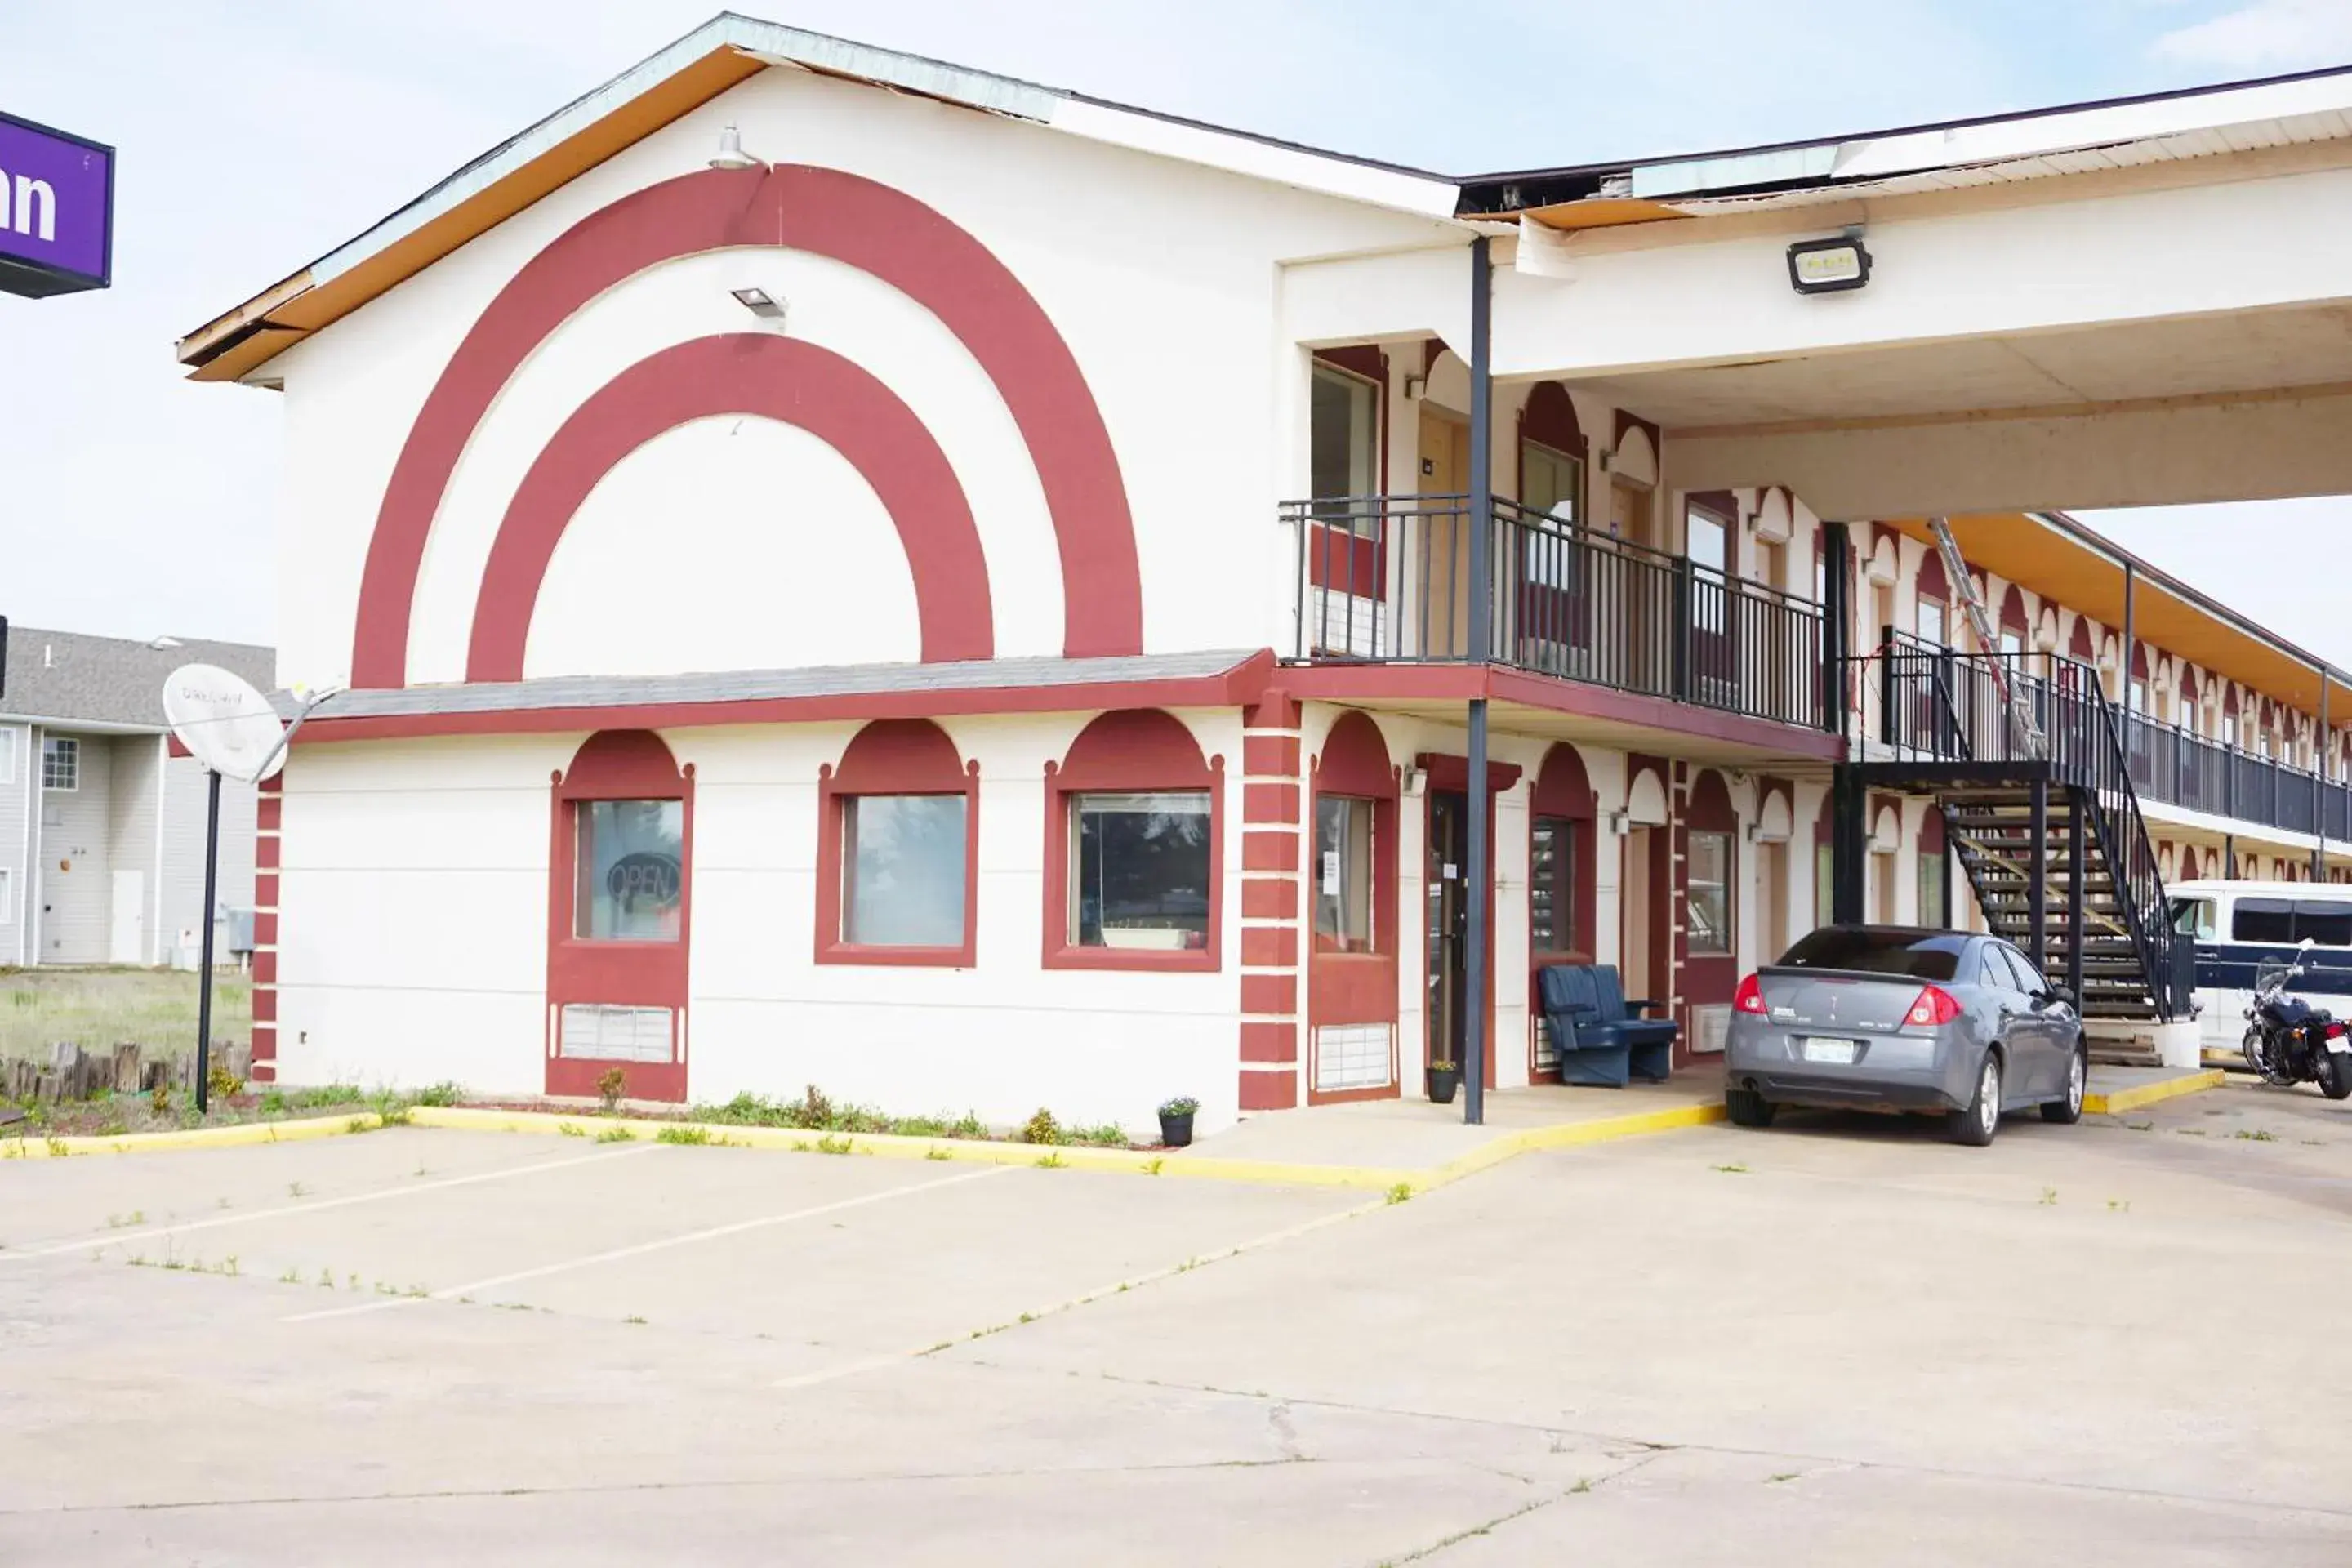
left=1528, top=742, right=1597, bottom=965
left=816, top=719, right=979, bottom=968
left=1043, top=710, right=1223, bottom=972
left=1311, top=710, right=1397, bottom=956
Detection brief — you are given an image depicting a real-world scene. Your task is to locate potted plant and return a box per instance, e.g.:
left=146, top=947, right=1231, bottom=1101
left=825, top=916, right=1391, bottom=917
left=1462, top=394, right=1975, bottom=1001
left=1426, top=1059, right=1460, bottom=1105
left=1157, top=1096, right=1199, bottom=1148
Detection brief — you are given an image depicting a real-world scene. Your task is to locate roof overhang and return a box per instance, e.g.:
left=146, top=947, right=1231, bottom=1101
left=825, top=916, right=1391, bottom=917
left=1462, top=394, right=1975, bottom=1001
left=177, top=11, right=1459, bottom=387
left=1881, top=514, right=2352, bottom=721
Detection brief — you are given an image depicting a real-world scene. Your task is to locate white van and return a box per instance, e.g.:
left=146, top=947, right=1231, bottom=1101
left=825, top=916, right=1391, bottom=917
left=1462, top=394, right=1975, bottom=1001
left=2168, top=880, right=2352, bottom=1064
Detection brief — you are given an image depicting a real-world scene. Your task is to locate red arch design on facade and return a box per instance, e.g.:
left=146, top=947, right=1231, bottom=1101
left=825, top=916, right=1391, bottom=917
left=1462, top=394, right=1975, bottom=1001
left=352, top=164, right=1142, bottom=688
left=469, top=334, right=991, bottom=680
left=1307, top=710, right=1400, bottom=1105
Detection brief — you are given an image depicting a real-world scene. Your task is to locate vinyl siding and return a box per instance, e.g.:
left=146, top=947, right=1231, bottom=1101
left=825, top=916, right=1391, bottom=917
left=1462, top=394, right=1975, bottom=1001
left=158, top=754, right=258, bottom=964
left=0, top=724, right=29, bottom=963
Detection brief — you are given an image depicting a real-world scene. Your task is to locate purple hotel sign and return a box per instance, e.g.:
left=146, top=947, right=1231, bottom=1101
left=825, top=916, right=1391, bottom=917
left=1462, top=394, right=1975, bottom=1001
left=0, top=110, right=114, bottom=298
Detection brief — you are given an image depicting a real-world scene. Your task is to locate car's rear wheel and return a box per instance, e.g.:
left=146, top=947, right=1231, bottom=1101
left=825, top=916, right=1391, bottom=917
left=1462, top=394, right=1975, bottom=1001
left=1725, top=1086, right=1776, bottom=1128
left=1948, top=1053, right=2002, bottom=1147
left=2041, top=1041, right=2087, bottom=1125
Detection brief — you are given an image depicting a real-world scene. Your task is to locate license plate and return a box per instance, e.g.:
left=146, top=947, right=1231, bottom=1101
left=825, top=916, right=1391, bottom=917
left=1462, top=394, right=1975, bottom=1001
left=1800, top=1037, right=1862, bottom=1065
left=2328, top=1039, right=2350, bottom=1055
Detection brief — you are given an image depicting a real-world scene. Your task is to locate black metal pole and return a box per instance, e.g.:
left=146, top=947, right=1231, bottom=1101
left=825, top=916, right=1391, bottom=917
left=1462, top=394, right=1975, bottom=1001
left=195, top=768, right=222, bottom=1115
left=2120, top=563, right=2136, bottom=715
left=2318, top=674, right=2330, bottom=880
left=1463, top=234, right=1493, bottom=1128
left=2065, top=789, right=2085, bottom=1006
left=2028, top=777, right=2049, bottom=975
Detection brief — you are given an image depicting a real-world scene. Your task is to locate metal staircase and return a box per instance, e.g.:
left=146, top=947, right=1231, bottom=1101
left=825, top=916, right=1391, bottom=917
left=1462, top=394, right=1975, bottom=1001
left=1849, top=636, right=2185, bottom=1024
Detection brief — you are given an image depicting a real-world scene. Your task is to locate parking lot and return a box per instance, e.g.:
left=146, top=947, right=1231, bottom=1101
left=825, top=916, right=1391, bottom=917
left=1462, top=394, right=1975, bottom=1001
left=7, top=1081, right=2352, bottom=1566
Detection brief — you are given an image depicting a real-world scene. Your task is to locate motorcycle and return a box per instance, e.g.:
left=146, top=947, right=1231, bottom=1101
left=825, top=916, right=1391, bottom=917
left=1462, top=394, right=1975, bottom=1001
left=2243, top=938, right=2352, bottom=1099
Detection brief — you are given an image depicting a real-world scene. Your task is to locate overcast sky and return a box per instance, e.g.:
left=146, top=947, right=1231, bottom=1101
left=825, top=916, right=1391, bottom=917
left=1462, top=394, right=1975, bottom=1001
left=4, top=1, right=2350, bottom=660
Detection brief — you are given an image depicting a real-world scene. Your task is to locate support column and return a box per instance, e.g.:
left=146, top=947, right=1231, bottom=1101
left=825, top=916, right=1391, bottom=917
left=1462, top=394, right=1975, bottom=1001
left=1238, top=693, right=1305, bottom=1113
left=1830, top=769, right=1866, bottom=924
left=2028, top=777, right=2049, bottom=973
left=1822, top=523, right=1853, bottom=736
left=2065, top=789, right=2084, bottom=1004
left=2121, top=564, right=2136, bottom=715
left=1463, top=234, right=1494, bottom=1126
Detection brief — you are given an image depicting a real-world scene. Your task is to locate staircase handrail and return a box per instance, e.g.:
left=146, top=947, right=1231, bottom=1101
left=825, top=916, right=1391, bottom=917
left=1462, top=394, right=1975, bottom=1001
left=2056, top=653, right=2179, bottom=1022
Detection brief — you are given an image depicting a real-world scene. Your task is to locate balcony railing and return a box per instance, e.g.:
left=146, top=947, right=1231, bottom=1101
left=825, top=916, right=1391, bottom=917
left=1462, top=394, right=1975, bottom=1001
left=1284, top=493, right=1825, bottom=730
left=1876, top=629, right=2352, bottom=847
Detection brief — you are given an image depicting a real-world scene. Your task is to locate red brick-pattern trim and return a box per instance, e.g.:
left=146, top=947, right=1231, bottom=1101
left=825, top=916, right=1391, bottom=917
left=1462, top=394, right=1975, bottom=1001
left=252, top=776, right=282, bottom=1078
left=1237, top=693, right=1305, bottom=1116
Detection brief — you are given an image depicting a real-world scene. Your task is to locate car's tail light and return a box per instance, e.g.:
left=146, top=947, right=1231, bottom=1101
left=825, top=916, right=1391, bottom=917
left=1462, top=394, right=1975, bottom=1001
left=1734, top=973, right=1766, bottom=1014
left=1905, top=985, right=1962, bottom=1027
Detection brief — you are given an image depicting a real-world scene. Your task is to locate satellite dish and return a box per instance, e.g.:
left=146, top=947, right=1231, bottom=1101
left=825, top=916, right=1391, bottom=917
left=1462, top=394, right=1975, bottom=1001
left=162, top=664, right=287, bottom=784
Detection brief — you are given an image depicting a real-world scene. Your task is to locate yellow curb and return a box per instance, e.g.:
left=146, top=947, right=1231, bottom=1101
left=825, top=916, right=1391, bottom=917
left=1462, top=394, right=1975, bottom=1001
left=0, top=1112, right=385, bottom=1160
left=404, top=1099, right=1718, bottom=1193
left=2084, top=1069, right=2226, bottom=1116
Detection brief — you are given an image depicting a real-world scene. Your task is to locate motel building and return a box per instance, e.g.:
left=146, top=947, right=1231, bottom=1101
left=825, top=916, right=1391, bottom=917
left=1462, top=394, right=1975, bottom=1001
left=176, top=16, right=2352, bottom=1132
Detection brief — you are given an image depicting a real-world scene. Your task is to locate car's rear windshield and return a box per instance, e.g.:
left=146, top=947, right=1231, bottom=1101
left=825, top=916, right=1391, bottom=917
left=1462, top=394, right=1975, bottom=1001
left=1775, top=929, right=1966, bottom=981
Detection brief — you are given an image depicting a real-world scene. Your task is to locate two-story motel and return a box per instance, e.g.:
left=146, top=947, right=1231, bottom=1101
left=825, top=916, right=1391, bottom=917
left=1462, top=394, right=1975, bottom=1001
left=176, top=16, right=2352, bottom=1131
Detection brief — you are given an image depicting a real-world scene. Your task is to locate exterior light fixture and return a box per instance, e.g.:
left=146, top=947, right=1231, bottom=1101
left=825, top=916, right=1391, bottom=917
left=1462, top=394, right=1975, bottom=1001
left=1787, top=234, right=1871, bottom=294
left=731, top=287, right=786, bottom=323
left=708, top=123, right=763, bottom=172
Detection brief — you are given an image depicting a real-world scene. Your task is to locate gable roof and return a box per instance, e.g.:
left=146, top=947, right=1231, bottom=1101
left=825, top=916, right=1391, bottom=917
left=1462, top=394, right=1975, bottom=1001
left=175, top=11, right=1461, bottom=386
left=3, top=627, right=275, bottom=732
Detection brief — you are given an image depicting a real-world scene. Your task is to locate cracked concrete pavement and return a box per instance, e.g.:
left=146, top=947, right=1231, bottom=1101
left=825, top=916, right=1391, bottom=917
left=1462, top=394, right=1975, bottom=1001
left=4, top=1077, right=2351, bottom=1564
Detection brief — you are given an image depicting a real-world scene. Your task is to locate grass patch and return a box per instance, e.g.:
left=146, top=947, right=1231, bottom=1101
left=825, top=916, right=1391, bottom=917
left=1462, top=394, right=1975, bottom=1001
left=593, top=1126, right=636, bottom=1144
left=1385, top=1181, right=1413, bottom=1205
left=0, top=966, right=250, bottom=1062
left=2236, top=1129, right=2277, bottom=1142
left=1711, top=1162, right=1749, bottom=1174
left=655, top=1125, right=712, bottom=1146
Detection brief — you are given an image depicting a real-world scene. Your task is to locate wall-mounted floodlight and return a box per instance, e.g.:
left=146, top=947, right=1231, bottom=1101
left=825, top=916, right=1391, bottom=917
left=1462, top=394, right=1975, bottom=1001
left=731, top=287, right=786, bottom=323
left=708, top=123, right=763, bottom=172
left=1787, top=235, right=1871, bottom=295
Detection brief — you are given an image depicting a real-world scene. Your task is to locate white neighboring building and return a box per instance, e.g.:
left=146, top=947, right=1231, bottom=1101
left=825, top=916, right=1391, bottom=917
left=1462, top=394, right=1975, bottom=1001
left=0, top=627, right=270, bottom=967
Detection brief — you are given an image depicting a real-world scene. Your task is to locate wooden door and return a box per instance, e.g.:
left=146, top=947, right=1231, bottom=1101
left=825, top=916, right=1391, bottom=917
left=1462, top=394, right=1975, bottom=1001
left=1419, top=411, right=1475, bottom=657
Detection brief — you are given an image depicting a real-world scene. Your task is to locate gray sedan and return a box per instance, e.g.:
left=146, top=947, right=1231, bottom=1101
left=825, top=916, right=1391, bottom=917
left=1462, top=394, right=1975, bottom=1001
left=1723, top=925, right=2087, bottom=1146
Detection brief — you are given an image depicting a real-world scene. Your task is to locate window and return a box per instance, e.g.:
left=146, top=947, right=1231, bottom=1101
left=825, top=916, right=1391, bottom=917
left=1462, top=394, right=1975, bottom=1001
left=573, top=799, right=684, bottom=941
left=1999, top=629, right=2023, bottom=659
left=1310, top=365, right=1379, bottom=501
left=42, top=737, right=78, bottom=791
left=1780, top=927, right=1965, bottom=981
left=1918, top=849, right=1945, bottom=928
left=1686, top=505, right=1729, bottom=632
left=1815, top=840, right=1834, bottom=929
left=843, top=795, right=968, bottom=948
left=2225, top=715, right=2239, bottom=751
left=2172, top=898, right=2216, bottom=940
left=1530, top=815, right=1578, bottom=952
left=1916, top=599, right=1946, bottom=648
left=2296, top=899, right=2352, bottom=947
left=1071, top=793, right=1212, bottom=951
left=2131, top=679, right=2149, bottom=715
left=0, top=866, right=11, bottom=924
left=1980, top=951, right=2011, bottom=991
left=1312, top=795, right=1376, bottom=953
left=0, top=728, right=15, bottom=785
left=1521, top=441, right=1582, bottom=523
left=2001, top=946, right=2050, bottom=996
left=1686, top=830, right=1731, bottom=955
left=2232, top=898, right=2293, bottom=944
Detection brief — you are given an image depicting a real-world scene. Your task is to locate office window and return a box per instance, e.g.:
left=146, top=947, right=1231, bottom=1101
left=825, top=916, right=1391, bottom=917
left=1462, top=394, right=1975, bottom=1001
left=1687, top=831, right=1732, bottom=955
left=1313, top=795, right=1376, bottom=953
left=841, top=795, right=968, bottom=948
left=42, top=737, right=78, bottom=791
left=1530, top=815, right=1578, bottom=952
left=573, top=799, right=684, bottom=941
left=1069, top=792, right=1212, bottom=951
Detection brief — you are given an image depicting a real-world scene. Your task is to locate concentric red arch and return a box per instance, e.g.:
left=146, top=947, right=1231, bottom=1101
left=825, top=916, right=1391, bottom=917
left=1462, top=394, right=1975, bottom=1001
left=350, top=164, right=1142, bottom=688
left=469, top=333, right=991, bottom=681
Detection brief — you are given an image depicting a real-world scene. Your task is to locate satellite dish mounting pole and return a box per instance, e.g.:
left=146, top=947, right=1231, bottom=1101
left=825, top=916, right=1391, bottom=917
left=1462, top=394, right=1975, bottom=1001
left=194, top=767, right=223, bottom=1115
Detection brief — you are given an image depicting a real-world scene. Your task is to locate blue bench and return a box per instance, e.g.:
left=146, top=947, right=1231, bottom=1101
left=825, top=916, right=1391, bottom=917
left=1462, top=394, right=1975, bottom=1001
left=1537, top=964, right=1678, bottom=1087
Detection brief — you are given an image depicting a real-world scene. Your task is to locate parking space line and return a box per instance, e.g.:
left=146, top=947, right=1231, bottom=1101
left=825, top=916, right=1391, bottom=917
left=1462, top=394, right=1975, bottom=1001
left=282, top=1163, right=1011, bottom=1324
left=2, top=1143, right=664, bottom=1264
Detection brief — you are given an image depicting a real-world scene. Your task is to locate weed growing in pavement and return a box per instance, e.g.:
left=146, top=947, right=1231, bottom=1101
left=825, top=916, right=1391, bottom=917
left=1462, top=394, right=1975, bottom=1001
left=1144, top=1158, right=1165, bottom=1176
left=2038, top=1187, right=2059, bottom=1205
left=2107, top=1199, right=2132, bottom=1212
left=411, top=1081, right=464, bottom=1107
left=1767, top=1472, right=1800, bottom=1484
left=1020, top=1107, right=1064, bottom=1146
left=1386, top=1182, right=1413, bottom=1205
left=1018, top=1312, right=1035, bottom=1324
left=279, top=1267, right=301, bottom=1284
left=317, top=1269, right=333, bottom=1288
left=2126, top=1120, right=2154, bottom=1131
left=594, top=1126, right=636, bottom=1144
left=347, top=1274, right=361, bottom=1292
left=44, top=1135, right=65, bottom=1157
left=287, top=1182, right=308, bottom=1198
left=624, top=1315, right=647, bottom=1325
left=1035, top=1150, right=1066, bottom=1168
left=106, top=1210, right=145, bottom=1229
left=814, top=1134, right=855, bottom=1156
left=656, top=1125, right=713, bottom=1146
left=924, top=1146, right=954, bottom=1160
left=215, top=1196, right=231, bottom=1209
left=557, top=1122, right=586, bottom=1138
left=150, top=1084, right=172, bottom=1117
left=2237, top=1129, right=2277, bottom=1142
left=372, top=1094, right=412, bottom=1126
left=2304, top=1138, right=2328, bottom=1147
left=1569, top=1477, right=1592, bottom=1494
left=1711, top=1162, right=1749, bottom=1174
left=2175, top=1128, right=2207, bottom=1137
left=346, top=1117, right=374, bottom=1135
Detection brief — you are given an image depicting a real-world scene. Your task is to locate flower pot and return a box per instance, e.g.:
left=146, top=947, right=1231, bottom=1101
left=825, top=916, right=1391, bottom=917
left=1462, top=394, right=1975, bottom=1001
left=1158, top=1111, right=1195, bottom=1148
left=1427, top=1067, right=1460, bottom=1105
